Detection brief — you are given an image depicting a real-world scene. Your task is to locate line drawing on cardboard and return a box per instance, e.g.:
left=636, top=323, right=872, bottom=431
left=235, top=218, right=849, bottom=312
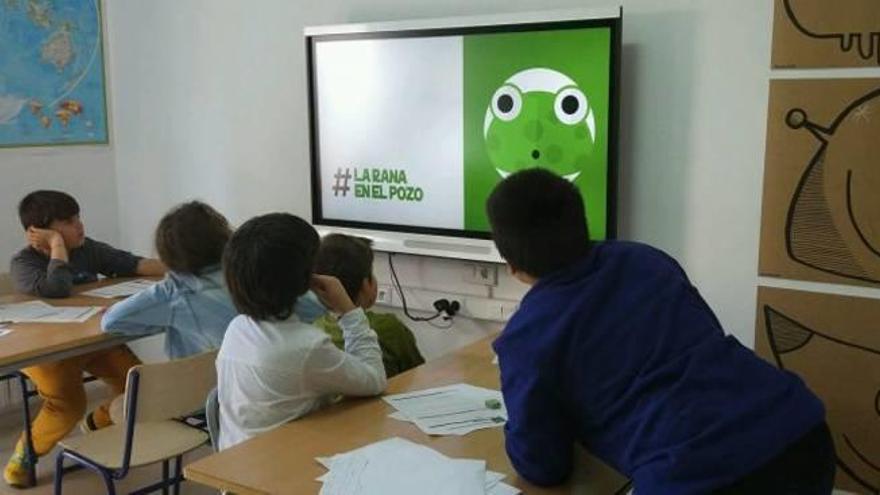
left=784, top=87, right=880, bottom=285
left=783, top=0, right=880, bottom=65
left=764, top=306, right=880, bottom=493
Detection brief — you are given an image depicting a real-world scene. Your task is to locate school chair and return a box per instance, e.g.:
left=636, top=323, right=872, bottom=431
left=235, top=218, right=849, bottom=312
left=0, top=274, right=39, bottom=486
left=53, top=351, right=217, bottom=495
left=0, top=275, right=104, bottom=487
left=205, top=387, right=220, bottom=453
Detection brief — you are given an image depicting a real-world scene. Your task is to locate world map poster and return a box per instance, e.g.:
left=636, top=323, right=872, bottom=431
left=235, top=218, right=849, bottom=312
left=0, top=0, right=108, bottom=147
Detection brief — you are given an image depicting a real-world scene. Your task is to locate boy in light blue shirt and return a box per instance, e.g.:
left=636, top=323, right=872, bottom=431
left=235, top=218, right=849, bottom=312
left=102, top=201, right=329, bottom=358
left=102, top=201, right=237, bottom=359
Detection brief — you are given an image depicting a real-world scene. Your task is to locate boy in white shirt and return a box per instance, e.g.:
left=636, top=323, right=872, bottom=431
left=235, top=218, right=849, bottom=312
left=216, top=213, right=387, bottom=450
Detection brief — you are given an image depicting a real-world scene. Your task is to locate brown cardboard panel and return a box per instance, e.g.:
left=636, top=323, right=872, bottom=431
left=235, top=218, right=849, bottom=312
left=755, top=287, right=880, bottom=494
left=759, top=79, right=880, bottom=287
left=772, top=0, right=880, bottom=68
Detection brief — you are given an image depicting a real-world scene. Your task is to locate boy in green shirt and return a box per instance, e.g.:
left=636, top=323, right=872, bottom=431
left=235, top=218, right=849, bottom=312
left=313, top=234, right=424, bottom=378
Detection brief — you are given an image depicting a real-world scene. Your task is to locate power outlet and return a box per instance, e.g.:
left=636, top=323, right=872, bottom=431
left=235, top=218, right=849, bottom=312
left=376, top=284, right=394, bottom=306
left=464, top=263, right=499, bottom=287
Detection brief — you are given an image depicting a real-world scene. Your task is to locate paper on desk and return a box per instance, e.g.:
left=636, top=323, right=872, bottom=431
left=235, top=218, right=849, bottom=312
left=0, top=300, right=101, bottom=323
left=0, top=300, right=100, bottom=323
left=82, top=279, right=156, bottom=298
left=317, top=437, right=519, bottom=495
left=488, top=482, right=522, bottom=495
left=384, top=383, right=507, bottom=436
left=317, top=445, right=509, bottom=491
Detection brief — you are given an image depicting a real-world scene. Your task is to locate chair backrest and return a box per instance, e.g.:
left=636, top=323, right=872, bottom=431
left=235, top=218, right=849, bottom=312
left=124, top=350, right=218, bottom=423
left=0, top=272, right=14, bottom=296
left=205, top=386, right=220, bottom=452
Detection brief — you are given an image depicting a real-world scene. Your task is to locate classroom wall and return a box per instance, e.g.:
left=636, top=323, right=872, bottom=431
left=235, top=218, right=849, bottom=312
left=104, top=0, right=880, bottom=362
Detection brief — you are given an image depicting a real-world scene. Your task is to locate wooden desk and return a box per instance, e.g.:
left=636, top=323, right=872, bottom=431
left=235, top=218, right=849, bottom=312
left=184, top=336, right=630, bottom=495
left=0, top=278, right=152, bottom=375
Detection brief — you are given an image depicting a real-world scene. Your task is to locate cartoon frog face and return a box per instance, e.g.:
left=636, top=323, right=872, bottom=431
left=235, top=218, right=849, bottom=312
left=484, top=68, right=596, bottom=181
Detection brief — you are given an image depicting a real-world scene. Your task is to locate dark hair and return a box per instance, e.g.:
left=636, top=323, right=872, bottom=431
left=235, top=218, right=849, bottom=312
left=18, top=190, right=80, bottom=230
left=223, top=213, right=319, bottom=321
left=314, top=234, right=374, bottom=302
left=155, top=201, right=232, bottom=274
left=486, top=168, right=591, bottom=277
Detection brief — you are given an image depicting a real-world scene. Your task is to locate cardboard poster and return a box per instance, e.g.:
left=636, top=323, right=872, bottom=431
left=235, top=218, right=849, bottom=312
left=772, top=0, right=880, bottom=68
left=755, top=287, right=880, bottom=494
left=759, top=79, right=880, bottom=287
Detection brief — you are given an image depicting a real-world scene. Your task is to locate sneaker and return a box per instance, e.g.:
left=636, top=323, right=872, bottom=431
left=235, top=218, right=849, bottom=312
left=80, top=411, right=99, bottom=433
left=3, top=442, right=34, bottom=488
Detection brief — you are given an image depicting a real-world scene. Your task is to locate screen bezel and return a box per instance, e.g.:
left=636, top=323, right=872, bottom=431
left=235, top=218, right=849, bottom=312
left=306, top=15, right=621, bottom=241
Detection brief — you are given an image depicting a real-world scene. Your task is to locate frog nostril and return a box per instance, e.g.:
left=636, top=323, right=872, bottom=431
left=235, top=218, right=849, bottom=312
left=531, top=149, right=540, bottom=160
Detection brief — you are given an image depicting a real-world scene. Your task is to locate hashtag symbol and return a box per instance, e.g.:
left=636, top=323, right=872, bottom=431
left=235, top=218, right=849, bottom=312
left=332, top=168, right=352, bottom=197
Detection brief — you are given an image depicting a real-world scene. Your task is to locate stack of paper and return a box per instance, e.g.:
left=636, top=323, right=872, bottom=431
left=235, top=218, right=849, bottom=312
left=0, top=300, right=101, bottom=323
left=82, top=279, right=156, bottom=298
left=384, top=383, right=508, bottom=436
left=317, top=437, right=520, bottom=495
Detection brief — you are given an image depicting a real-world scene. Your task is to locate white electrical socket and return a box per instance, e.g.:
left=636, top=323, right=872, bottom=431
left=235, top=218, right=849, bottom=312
left=463, top=263, right=499, bottom=287
left=375, top=284, right=394, bottom=306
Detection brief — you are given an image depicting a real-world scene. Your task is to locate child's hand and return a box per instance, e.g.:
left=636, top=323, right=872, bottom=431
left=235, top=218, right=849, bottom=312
left=310, top=275, right=357, bottom=315
left=26, top=227, right=64, bottom=254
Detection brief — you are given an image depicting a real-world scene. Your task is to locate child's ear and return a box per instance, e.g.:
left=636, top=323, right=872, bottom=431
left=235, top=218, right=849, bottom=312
left=358, top=275, right=378, bottom=307
left=508, top=265, right=538, bottom=286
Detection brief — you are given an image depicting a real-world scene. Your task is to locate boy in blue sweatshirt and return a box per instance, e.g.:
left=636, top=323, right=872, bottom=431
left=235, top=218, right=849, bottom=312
left=486, top=169, right=835, bottom=494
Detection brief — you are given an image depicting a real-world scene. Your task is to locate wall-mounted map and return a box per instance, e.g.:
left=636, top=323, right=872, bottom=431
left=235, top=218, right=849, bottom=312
left=0, top=0, right=108, bottom=147
left=756, top=287, right=880, bottom=494
left=772, top=0, right=880, bottom=68
left=759, top=78, right=880, bottom=287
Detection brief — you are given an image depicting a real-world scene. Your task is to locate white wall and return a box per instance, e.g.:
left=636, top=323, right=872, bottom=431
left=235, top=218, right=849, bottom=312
left=104, top=0, right=880, bottom=361
left=0, top=147, right=121, bottom=271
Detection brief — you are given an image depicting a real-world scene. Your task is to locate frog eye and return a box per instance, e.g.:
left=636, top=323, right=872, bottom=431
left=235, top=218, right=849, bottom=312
left=554, top=87, right=588, bottom=125
left=491, top=85, right=522, bottom=122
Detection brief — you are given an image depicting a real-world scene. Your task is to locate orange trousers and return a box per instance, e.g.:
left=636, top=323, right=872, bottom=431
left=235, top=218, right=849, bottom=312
left=17, top=345, right=140, bottom=456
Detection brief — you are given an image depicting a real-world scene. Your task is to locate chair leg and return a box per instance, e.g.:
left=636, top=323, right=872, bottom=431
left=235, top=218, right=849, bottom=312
left=17, top=373, right=38, bottom=488
left=173, top=455, right=182, bottom=495
left=162, top=459, right=170, bottom=495
left=53, top=452, right=65, bottom=495
left=56, top=450, right=119, bottom=495
left=100, top=469, right=116, bottom=495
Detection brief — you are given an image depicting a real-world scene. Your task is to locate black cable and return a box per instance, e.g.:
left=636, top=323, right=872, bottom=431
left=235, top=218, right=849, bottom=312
left=387, top=253, right=444, bottom=322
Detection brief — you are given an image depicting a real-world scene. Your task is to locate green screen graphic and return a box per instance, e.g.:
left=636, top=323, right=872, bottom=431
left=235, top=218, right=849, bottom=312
left=463, top=28, right=612, bottom=237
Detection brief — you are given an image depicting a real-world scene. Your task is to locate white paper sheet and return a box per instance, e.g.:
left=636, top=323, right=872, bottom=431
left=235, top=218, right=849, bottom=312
left=318, top=437, right=490, bottom=495
left=384, top=383, right=507, bottom=435
left=489, top=482, right=522, bottom=495
left=81, top=279, right=156, bottom=298
left=0, top=300, right=100, bottom=323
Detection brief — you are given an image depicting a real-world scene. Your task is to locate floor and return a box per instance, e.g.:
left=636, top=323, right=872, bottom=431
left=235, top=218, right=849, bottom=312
left=0, top=384, right=216, bottom=495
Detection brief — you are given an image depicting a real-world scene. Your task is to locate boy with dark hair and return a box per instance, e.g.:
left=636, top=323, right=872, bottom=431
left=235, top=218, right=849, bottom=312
left=102, top=201, right=238, bottom=359
left=217, top=214, right=386, bottom=450
left=11, top=190, right=165, bottom=298
left=313, top=234, right=424, bottom=378
left=486, top=169, right=835, bottom=494
left=5, top=190, right=165, bottom=487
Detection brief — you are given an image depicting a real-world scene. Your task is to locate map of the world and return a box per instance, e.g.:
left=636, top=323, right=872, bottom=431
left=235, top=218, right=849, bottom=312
left=0, top=0, right=108, bottom=147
